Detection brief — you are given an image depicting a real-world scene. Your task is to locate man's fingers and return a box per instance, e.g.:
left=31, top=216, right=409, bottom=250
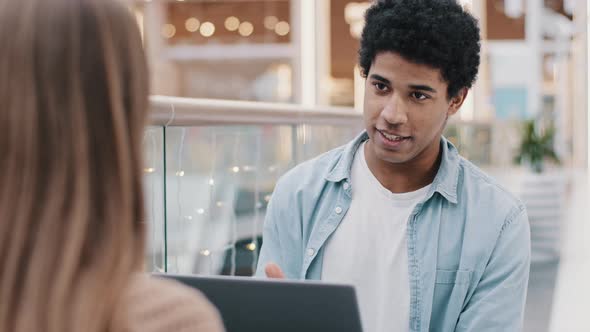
left=265, top=262, right=286, bottom=279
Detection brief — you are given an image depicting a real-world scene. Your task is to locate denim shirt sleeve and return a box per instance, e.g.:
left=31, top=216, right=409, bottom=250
left=254, top=194, right=282, bottom=278
left=455, top=207, right=531, bottom=331
left=254, top=177, right=303, bottom=279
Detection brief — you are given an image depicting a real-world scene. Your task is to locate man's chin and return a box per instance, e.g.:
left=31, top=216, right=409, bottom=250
left=374, top=149, right=412, bottom=165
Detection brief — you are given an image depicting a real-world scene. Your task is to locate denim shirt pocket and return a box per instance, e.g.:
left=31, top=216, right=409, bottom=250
left=434, top=269, right=472, bottom=284
left=429, top=270, right=472, bottom=332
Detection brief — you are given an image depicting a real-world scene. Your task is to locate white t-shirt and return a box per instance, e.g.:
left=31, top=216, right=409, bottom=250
left=321, top=141, right=431, bottom=332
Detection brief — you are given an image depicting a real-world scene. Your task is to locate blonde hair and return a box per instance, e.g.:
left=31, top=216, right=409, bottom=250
left=0, top=0, right=149, bottom=331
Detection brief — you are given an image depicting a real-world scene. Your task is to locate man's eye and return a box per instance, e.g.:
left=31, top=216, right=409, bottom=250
left=374, top=83, right=388, bottom=92
left=411, top=92, right=428, bottom=100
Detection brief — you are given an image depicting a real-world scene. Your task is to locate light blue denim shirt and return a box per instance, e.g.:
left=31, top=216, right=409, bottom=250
left=256, top=132, right=531, bottom=332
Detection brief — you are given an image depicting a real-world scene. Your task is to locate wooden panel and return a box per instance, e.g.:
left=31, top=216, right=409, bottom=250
left=330, top=0, right=359, bottom=80
left=486, top=0, right=526, bottom=40
left=166, top=1, right=291, bottom=45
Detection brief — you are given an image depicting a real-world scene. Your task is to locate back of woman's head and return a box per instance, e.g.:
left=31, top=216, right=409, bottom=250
left=0, top=0, right=149, bottom=330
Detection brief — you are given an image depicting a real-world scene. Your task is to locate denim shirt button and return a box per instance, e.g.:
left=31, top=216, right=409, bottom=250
left=306, top=248, right=315, bottom=257
left=335, top=206, right=343, bottom=214
left=343, top=182, right=350, bottom=190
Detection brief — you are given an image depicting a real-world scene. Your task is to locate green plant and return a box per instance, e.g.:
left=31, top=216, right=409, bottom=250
left=514, top=119, right=559, bottom=173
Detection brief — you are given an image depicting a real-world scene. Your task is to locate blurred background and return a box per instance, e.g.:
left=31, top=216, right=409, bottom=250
left=136, top=1, right=589, bottom=331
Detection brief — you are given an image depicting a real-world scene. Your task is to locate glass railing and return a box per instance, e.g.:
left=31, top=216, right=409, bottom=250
left=143, top=96, right=364, bottom=275
left=143, top=96, right=494, bottom=276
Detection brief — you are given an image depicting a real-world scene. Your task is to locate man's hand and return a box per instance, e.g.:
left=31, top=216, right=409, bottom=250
left=264, top=262, right=286, bottom=279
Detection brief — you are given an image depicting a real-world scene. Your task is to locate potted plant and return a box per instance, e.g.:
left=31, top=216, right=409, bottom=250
left=513, top=119, right=564, bottom=262
left=513, top=119, right=560, bottom=173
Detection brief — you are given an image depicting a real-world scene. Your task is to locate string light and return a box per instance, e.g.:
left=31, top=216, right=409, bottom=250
left=238, top=21, right=254, bottom=37
left=185, top=17, right=200, bottom=32
left=176, top=170, right=185, bottom=177
left=264, top=16, right=279, bottom=30
left=200, top=249, right=211, bottom=256
left=232, top=166, right=240, bottom=173
left=144, top=167, right=155, bottom=173
left=224, top=16, right=240, bottom=31
left=161, top=24, right=176, bottom=39
left=344, top=2, right=370, bottom=39
left=200, top=22, right=215, bottom=37
left=197, top=208, right=205, bottom=215
left=504, top=0, right=524, bottom=18
left=208, top=178, right=215, bottom=186
left=274, top=21, right=290, bottom=36
left=246, top=242, right=257, bottom=251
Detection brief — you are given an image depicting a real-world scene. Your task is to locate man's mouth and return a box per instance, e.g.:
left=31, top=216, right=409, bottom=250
left=378, top=130, right=411, bottom=142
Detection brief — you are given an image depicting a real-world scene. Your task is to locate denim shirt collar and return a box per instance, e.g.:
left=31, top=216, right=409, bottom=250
left=324, top=131, right=460, bottom=204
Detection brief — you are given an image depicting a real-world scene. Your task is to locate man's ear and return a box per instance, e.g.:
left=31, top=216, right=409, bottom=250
left=447, top=88, right=468, bottom=116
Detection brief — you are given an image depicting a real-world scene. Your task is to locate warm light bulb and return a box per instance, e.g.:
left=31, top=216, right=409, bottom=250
left=264, top=16, right=279, bottom=30
left=185, top=17, right=200, bottom=32
left=200, top=22, right=215, bottom=37
left=225, top=16, right=240, bottom=31
left=161, top=24, right=176, bottom=38
left=238, top=21, right=254, bottom=37
left=274, top=21, right=290, bottom=36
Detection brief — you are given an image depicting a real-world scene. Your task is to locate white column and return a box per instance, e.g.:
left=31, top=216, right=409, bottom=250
left=290, top=0, right=301, bottom=103
left=525, top=0, right=543, bottom=117
left=571, top=0, right=588, bottom=169
left=587, top=0, right=589, bottom=172
left=291, top=0, right=317, bottom=106
left=586, top=0, right=589, bottom=172
left=315, top=0, right=331, bottom=106
left=144, top=1, right=180, bottom=96
left=143, top=1, right=164, bottom=75
left=554, top=45, right=570, bottom=163
left=467, top=0, right=492, bottom=121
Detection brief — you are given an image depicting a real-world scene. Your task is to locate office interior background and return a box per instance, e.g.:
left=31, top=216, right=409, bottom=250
left=134, top=1, right=589, bottom=330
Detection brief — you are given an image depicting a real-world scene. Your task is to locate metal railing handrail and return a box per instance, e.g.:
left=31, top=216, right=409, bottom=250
left=149, top=95, right=495, bottom=127
left=149, top=95, right=363, bottom=127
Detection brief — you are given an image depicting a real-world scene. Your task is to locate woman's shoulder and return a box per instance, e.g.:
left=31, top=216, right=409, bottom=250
left=117, top=274, right=225, bottom=332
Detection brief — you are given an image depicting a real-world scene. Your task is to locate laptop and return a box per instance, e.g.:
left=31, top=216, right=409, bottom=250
left=157, top=274, right=363, bottom=332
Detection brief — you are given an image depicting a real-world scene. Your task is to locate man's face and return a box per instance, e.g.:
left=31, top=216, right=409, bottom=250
left=363, top=52, right=466, bottom=166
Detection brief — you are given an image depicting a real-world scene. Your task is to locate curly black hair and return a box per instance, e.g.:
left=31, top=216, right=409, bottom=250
left=359, top=0, right=481, bottom=98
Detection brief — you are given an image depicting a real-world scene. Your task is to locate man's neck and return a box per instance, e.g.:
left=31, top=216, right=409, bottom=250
left=364, top=139, right=442, bottom=193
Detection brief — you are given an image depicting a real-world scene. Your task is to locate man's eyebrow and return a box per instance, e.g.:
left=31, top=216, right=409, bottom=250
left=369, top=74, right=438, bottom=94
left=408, top=84, right=437, bottom=93
left=369, top=74, right=390, bottom=84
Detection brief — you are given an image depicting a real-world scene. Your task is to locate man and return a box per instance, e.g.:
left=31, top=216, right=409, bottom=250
left=256, top=1, right=531, bottom=331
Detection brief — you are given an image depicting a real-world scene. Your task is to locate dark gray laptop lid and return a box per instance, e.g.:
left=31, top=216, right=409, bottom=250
left=157, top=274, right=363, bottom=332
